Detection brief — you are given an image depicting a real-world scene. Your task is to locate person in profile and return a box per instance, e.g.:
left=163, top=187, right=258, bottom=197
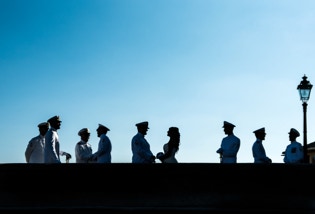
left=25, top=122, right=50, bottom=163
left=91, top=124, right=112, bottom=163
left=156, top=127, right=180, bottom=163
left=44, top=115, right=72, bottom=163
left=283, top=128, right=304, bottom=163
left=75, top=128, right=93, bottom=163
left=252, top=127, right=272, bottom=163
left=131, top=121, right=155, bottom=163
left=216, top=121, right=241, bottom=163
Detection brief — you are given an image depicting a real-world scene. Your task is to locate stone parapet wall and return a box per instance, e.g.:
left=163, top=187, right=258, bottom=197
left=0, top=163, right=314, bottom=213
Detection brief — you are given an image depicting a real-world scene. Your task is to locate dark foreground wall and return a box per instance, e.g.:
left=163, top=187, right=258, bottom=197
left=0, top=163, right=314, bottom=213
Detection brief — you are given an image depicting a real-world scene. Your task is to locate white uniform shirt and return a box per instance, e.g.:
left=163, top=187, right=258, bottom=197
left=25, top=135, right=45, bottom=163
left=75, top=140, right=93, bottom=163
left=44, top=128, right=61, bottom=163
left=131, top=132, right=154, bottom=163
left=217, top=134, right=240, bottom=163
left=94, top=133, right=112, bottom=163
left=252, top=139, right=271, bottom=163
left=283, top=141, right=304, bottom=163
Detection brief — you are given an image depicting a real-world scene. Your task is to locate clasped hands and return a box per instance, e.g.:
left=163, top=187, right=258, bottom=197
left=88, top=154, right=97, bottom=162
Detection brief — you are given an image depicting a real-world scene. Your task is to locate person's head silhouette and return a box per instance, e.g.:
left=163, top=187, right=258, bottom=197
left=136, top=121, right=149, bottom=135
left=47, top=115, right=61, bottom=130
left=288, top=128, right=300, bottom=142
left=222, top=121, right=235, bottom=135
left=96, top=124, right=110, bottom=137
left=38, top=122, right=49, bottom=136
left=253, top=127, right=266, bottom=141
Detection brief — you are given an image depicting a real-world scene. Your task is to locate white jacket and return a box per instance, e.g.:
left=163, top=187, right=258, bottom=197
left=25, top=135, right=45, bottom=163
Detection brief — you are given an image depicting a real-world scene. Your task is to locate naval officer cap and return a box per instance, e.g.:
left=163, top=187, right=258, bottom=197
left=289, top=128, right=300, bottom=137
left=222, top=121, right=235, bottom=128
left=47, top=115, right=61, bottom=123
left=253, top=127, right=265, bottom=134
left=38, top=122, right=49, bottom=128
left=136, top=121, right=149, bottom=128
left=98, top=124, right=110, bottom=131
left=78, top=128, right=90, bottom=136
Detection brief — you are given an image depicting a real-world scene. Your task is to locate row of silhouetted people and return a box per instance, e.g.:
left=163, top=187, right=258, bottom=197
left=25, top=115, right=304, bottom=164
left=25, top=115, right=180, bottom=164
left=216, top=121, right=304, bottom=163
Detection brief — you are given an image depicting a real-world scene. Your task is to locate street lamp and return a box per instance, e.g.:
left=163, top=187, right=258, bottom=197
left=297, top=75, right=313, bottom=163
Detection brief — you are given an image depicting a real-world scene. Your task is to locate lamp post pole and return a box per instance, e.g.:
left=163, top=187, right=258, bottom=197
left=297, top=75, right=312, bottom=163
left=303, top=102, right=308, bottom=163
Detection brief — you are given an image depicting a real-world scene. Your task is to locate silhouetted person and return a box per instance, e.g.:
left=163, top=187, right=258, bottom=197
left=131, top=121, right=155, bottom=163
left=75, top=128, right=93, bottom=163
left=252, top=127, right=272, bottom=163
left=156, top=127, right=180, bottom=163
left=91, top=124, right=112, bottom=163
left=283, top=128, right=304, bottom=163
left=44, top=115, right=71, bottom=163
left=25, top=122, right=50, bottom=163
left=216, top=121, right=240, bottom=163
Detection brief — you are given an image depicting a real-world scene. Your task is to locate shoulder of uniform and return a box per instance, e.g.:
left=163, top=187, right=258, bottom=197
left=30, top=136, right=39, bottom=142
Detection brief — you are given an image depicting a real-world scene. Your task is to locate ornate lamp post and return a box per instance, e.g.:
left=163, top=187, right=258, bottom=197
left=297, top=75, right=313, bottom=163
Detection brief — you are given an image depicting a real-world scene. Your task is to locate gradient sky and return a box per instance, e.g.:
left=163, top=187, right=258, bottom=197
left=1, top=0, right=315, bottom=163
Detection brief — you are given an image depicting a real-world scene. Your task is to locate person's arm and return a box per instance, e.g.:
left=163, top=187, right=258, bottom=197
left=224, top=138, right=240, bottom=157
left=25, top=138, right=34, bottom=163
left=283, top=145, right=290, bottom=163
left=135, top=138, right=155, bottom=162
left=254, top=143, right=270, bottom=163
left=75, top=144, right=91, bottom=162
left=160, top=143, right=174, bottom=161
left=60, top=151, right=72, bottom=160
left=93, top=135, right=111, bottom=159
left=216, top=138, right=224, bottom=154
left=45, top=131, right=61, bottom=163
left=283, top=151, right=288, bottom=163
left=216, top=148, right=223, bottom=154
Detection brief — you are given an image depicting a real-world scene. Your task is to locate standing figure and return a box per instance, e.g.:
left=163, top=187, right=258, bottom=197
left=252, top=127, right=272, bottom=163
left=283, top=128, right=304, bottom=163
left=216, top=121, right=241, bottom=163
left=91, top=124, right=112, bottom=163
left=44, top=115, right=71, bottom=163
left=25, top=122, right=50, bottom=163
left=131, top=121, right=155, bottom=163
left=75, top=128, right=93, bottom=163
left=156, top=127, right=180, bottom=163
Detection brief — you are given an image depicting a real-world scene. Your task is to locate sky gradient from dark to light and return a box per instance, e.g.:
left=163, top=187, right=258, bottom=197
left=1, top=0, right=315, bottom=163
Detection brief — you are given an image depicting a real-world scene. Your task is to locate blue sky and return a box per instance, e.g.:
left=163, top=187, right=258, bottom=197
left=1, top=0, right=315, bottom=163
